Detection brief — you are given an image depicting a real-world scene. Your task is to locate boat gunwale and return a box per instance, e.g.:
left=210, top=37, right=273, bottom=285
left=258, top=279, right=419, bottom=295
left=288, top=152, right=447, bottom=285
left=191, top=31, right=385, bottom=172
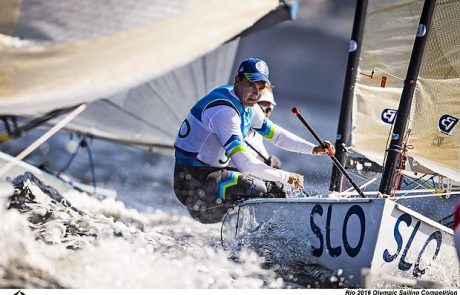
left=395, top=203, right=454, bottom=234
left=238, top=197, right=454, bottom=234
left=240, top=197, right=377, bottom=206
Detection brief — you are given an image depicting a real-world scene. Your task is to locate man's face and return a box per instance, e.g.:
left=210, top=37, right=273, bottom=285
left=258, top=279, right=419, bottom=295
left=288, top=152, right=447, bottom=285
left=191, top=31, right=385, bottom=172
left=235, top=77, right=267, bottom=108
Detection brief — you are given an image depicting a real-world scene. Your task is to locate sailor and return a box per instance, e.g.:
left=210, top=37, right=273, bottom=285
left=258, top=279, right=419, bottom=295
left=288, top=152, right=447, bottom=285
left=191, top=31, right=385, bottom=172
left=174, top=58, right=335, bottom=223
left=244, top=83, right=282, bottom=168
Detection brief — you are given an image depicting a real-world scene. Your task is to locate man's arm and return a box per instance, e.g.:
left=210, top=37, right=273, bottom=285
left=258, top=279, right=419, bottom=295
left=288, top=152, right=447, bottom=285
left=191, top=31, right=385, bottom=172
left=251, top=105, right=334, bottom=155
left=205, top=107, right=303, bottom=188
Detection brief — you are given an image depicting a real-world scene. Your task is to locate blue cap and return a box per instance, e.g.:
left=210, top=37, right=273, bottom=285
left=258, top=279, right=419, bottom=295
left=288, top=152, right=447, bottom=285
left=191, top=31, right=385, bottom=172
left=237, top=58, right=270, bottom=84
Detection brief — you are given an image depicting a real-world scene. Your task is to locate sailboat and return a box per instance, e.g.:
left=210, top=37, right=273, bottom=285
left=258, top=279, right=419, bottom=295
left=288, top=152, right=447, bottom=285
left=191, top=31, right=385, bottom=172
left=225, top=0, right=460, bottom=288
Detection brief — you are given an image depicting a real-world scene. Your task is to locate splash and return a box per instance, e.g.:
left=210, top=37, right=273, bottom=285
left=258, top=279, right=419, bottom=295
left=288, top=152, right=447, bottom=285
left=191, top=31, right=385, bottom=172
left=223, top=206, right=348, bottom=288
left=0, top=172, right=283, bottom=288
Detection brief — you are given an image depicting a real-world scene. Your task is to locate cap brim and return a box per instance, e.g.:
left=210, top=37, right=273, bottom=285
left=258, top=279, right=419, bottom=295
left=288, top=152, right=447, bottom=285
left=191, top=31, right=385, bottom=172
left=244, top=73, right=270, bottom=84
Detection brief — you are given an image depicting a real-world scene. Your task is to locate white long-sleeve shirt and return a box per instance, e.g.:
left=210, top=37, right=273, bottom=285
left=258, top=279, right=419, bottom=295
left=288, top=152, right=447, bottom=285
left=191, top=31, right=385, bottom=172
left=174, top=84, right=315, bottom=184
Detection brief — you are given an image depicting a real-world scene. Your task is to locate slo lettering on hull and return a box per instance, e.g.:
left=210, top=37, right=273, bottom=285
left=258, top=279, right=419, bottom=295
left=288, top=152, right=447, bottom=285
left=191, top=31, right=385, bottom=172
left=382, top=213, right=442, bottom=277
left=308, top=205, right=442, bottom=277
left=310, top=204, right=366, bottom=258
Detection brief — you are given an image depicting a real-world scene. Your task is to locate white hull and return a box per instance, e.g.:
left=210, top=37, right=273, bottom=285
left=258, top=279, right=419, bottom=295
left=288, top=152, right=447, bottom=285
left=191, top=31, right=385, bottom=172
left=228, top=198, right=459, bottom=287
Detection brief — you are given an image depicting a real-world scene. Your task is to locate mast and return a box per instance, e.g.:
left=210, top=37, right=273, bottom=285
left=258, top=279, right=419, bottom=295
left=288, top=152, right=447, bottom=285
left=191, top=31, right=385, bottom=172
left=330, top=0, right=368, bottom=192
left=379, top=0, right=437, bottom=196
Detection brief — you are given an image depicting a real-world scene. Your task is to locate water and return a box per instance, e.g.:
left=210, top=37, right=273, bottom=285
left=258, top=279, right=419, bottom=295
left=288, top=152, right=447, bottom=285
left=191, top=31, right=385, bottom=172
left=0, top=1, right=358, bottom=288
left=1, top=172, right=283, bottom=288
left=223, top=206, right=347, bottom=288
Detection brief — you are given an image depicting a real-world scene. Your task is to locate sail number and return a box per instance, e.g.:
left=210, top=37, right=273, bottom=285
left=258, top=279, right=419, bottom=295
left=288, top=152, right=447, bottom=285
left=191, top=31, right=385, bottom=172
left=310, top=204, right=366, bottom=258
left=383, top=213, right=442, bottom=277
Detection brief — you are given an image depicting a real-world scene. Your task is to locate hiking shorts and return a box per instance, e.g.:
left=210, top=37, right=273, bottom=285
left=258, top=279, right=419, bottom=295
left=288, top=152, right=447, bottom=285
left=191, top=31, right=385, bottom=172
left=173, top=163, right=286, bottom=224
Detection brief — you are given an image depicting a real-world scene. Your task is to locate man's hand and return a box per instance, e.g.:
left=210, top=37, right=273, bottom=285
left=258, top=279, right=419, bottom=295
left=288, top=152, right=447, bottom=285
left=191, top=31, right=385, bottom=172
left=312, top=140, right=335, bottom=156
left=268, top=156, right=282, bottom=169
left=287, top=173, right=304, bottom=190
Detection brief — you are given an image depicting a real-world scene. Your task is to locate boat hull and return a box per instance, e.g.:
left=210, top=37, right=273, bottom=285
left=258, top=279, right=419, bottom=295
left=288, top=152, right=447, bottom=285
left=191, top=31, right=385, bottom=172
left=228, top=198, right=459, bottom=287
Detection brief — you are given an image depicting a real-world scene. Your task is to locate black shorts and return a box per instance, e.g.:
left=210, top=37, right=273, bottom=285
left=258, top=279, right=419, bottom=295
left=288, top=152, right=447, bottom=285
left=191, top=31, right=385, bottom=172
left=173, top=163, right=286, bottom=224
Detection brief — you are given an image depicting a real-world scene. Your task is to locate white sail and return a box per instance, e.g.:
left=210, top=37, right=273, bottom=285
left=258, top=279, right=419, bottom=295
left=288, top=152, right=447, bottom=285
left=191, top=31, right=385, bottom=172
left=351, top=0, right=460, bottom=182
left=0, top=0, right=279, bottom=115
left=410, top=0, right=460, bottom=182
left=61, top=40, right=240, bottom=149
left=352, top=0, right=423, bottom=165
